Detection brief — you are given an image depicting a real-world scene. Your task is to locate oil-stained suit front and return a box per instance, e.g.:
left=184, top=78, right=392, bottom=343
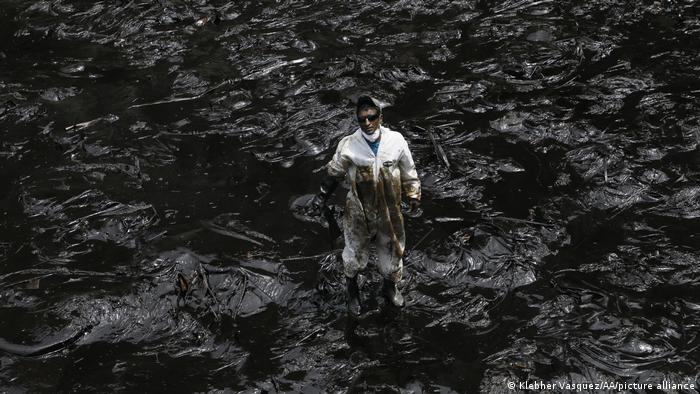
left=326, top=125, right=421, bottom=282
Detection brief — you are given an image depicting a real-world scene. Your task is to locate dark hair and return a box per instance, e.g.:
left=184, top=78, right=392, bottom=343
left=356, top=95, right=382, bottom=115
left=357, top=104, right=380, bottom=114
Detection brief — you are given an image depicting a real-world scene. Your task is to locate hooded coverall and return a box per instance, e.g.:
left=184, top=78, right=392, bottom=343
left=326, top=126, right=421, bottom=282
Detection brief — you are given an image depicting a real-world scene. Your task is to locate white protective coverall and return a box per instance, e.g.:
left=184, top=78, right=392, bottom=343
left=326, top=126, right=421, bottom=282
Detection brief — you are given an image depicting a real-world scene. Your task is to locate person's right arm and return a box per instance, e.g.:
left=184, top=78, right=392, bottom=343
left=314, top=137, right=351, bottom=207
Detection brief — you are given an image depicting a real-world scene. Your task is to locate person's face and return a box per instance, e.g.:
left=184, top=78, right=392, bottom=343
left=357, top=107, right=381, bottom=134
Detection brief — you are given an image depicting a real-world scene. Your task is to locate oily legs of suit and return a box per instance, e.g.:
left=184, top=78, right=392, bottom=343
left=342, top=226, right=403, bottom=283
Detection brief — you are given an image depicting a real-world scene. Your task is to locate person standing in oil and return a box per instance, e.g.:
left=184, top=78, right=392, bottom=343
left=313, top=96, right=421, bottom=316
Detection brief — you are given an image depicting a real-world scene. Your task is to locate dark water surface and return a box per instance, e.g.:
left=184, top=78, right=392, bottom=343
left=1, top=0, right=699, bottom=392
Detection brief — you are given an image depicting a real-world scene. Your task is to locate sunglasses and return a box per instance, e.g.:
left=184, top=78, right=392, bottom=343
left=357, top=113, right=380, bottom=122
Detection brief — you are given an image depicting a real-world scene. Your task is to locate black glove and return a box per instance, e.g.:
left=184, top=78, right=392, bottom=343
left=409, top=198, right=420, bottom=213
left=319, top=176, right=339, bottom=197
left=310, top=193, right=328, bottom=212
left=310, top=176, right=339, bottom=213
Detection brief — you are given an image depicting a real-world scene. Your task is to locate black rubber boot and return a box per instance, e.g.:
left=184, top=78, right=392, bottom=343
left=383, top=279, right=405, bottom=307
left=346, top=276, right=361, bottom=317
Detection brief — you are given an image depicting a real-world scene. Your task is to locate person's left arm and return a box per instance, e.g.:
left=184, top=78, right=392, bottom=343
left=398, top=138, right=421, bottom=211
